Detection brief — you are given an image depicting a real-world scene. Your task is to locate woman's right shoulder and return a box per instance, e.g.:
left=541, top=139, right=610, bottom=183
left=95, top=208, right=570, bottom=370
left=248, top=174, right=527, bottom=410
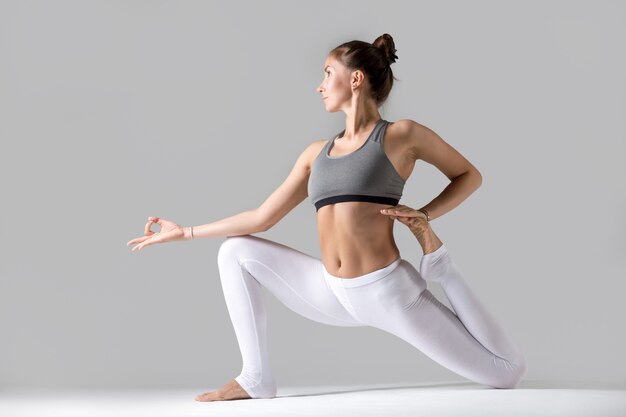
left=310, top=138, right=329, bottom=151
left=303, top=138, right=329, bottom=156
left=298, top=139, right=328, bottom=171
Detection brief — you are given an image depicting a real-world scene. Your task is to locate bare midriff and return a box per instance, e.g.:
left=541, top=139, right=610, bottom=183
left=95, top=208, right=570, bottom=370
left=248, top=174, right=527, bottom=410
left=316, top=202, right=402, bottom=278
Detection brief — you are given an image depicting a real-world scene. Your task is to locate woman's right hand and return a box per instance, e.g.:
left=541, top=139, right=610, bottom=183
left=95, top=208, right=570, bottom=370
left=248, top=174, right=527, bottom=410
left=127, top=216, right=186, bottom=251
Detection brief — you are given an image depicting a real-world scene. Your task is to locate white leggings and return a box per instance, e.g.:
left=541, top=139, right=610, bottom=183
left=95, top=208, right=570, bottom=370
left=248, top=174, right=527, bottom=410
left=216, top=235, right=527, bottom=399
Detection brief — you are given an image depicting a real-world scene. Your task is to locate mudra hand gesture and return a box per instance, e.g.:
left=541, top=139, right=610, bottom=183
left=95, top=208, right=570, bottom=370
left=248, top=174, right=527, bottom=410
left=379, top=204, right=428, bottom=232
left=126, top=216, right=185, bottom=251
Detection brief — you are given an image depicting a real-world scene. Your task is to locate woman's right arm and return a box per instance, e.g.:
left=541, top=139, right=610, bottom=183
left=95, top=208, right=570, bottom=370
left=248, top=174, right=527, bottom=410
left=127, top=140, right=323, bottom=251
left=181, top=208, right=267, bottom=240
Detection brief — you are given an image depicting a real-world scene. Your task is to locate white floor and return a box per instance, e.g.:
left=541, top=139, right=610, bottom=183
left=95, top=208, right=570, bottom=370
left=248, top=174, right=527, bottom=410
left=2, top=379, right=625, bottom=417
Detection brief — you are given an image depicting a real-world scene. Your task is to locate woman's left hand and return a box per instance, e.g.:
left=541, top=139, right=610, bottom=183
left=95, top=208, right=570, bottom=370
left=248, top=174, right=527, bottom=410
left=379, top=204, right=427, bottom=230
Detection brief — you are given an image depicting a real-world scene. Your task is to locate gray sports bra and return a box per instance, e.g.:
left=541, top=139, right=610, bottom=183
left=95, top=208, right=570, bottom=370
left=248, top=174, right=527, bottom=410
left=307, top=118, right=406, bottom=212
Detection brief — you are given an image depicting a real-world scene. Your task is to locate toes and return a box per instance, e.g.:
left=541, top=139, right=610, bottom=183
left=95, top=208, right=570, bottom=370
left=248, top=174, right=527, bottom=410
left=195, top=392, right=212, bottom=401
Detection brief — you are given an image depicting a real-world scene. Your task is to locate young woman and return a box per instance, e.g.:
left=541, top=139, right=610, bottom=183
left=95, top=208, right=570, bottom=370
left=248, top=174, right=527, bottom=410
left=127, top=33, right=527, bottom=402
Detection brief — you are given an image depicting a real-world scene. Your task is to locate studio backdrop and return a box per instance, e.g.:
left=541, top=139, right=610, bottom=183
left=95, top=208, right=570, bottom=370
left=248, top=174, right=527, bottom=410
left=1, top=0, right=625, bottom=390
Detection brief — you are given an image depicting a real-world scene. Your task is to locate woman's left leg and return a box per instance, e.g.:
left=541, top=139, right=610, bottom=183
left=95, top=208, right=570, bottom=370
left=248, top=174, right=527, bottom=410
left=328, top=257, right=527, bottom=389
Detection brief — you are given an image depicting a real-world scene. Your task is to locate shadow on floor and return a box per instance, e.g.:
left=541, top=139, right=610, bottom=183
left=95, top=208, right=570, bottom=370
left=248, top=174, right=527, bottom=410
left=276, top=379, right=626, bottom=398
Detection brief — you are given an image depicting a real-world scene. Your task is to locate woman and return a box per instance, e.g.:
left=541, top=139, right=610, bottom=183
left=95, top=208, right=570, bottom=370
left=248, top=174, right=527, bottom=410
left=127, top=34, right=527, bottom=402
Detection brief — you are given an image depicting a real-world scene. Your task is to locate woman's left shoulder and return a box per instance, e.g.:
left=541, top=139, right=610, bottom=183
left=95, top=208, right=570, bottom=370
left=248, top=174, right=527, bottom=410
left=384, top=119, right=430, bottom=160
left=386, top=118, right=422, bottom=135
left=386, top=118, right=427, bottom=142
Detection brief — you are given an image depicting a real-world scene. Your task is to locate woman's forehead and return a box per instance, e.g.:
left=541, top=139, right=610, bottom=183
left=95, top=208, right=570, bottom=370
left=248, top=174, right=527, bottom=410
left=324, top=56, right=341, bottom=70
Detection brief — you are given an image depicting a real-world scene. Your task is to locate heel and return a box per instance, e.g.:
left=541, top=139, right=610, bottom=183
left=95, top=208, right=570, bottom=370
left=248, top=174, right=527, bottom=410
left=235, top=374, right=277, bottom=399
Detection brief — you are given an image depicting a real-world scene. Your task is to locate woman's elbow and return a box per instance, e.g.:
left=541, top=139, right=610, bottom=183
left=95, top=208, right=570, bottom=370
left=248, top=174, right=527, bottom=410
left=475, top=170, right=483, bottom=187
left=454, top=169, right=482, bottom=188
left=468, top=168, right=482, bottom=187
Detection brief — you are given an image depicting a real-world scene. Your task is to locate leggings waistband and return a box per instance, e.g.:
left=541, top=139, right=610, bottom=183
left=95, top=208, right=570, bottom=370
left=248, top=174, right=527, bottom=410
left=322, top=257, right=402, bottom=288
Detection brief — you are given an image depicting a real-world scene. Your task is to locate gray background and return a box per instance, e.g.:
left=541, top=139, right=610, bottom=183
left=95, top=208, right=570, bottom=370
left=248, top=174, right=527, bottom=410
left=1, top=0, right=624, bottom=390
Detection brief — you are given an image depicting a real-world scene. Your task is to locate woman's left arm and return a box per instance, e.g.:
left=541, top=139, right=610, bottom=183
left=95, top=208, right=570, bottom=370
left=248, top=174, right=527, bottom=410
left=402, top=119, right=483, bottom=222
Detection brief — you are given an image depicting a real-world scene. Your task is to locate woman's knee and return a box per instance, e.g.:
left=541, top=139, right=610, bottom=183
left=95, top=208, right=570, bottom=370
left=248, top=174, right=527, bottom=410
left=511, top=354, right=528, bottom=388
left=217, top=235, right=258, bottom=264
left=494, top=354, right=527, bottom=389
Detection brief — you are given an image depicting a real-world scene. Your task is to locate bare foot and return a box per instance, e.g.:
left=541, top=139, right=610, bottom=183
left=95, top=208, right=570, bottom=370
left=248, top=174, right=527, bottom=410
left=409, top=217, right=443, bottom=255
left=195, top=378, right=252, bottom=402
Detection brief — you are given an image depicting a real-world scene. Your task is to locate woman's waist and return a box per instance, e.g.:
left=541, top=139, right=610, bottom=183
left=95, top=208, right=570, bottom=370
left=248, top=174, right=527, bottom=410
left=317, top=201, right=400, bottom=278
left=319, top=239, right=401, bottom=278
left=322, top=255, right=403, bottom=287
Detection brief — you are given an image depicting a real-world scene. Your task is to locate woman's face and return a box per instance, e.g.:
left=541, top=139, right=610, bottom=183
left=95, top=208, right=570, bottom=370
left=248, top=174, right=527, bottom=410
left=316, top=55, right=352, bottom=112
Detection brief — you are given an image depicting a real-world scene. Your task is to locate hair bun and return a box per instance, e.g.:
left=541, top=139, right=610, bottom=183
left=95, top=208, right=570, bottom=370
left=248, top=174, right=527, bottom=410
left=373, top=33, right=398, bottom=65
left=387, top=47, right=398, bottom=64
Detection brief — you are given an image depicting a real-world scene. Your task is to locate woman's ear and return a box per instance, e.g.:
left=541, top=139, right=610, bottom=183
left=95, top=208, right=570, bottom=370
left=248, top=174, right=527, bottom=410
left=351, top=70, right=365, bottom=89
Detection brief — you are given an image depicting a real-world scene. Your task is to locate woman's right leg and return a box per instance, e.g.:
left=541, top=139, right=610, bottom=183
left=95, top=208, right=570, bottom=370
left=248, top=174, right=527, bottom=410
left=418, top=243, right=527, bottom=381
left=215, top=235, right=364, bottom=399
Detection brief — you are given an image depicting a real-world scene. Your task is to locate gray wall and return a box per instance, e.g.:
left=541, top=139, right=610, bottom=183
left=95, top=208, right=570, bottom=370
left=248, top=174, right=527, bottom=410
left=1, top=0, right=624, bottom=389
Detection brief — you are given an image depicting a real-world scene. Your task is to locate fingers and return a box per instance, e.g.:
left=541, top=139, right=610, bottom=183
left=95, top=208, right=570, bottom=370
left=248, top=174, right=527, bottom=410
left=380, top=205, right=417, bottom=217
left=126, top=235, right=151, bottom=246
left=379, top=205, right=428, bottom=224
left=127, top=217, right=161, bottom=250
left=144, top=220, right=155, bottom=235
left=132, top=242, right=146, bottom=251
left=144, top=216, right=161, bottom=236
left=131, top=243, right=144, bottom=251
left=130, top=236, right=158, bottom=251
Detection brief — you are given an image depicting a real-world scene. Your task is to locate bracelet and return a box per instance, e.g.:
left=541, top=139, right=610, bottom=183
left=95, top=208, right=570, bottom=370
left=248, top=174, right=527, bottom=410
left=190, top=226, right=194, bottom=240
left=417, top=208, right=430, bottom=222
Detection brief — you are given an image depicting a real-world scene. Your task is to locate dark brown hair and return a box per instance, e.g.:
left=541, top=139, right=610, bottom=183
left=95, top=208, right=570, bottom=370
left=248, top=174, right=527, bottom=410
left=329, top=33, right=399, bottom=107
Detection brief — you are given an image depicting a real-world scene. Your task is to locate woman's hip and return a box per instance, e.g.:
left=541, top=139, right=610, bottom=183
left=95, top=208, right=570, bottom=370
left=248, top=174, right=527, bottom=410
left=323, top=258, right=428, bottom=325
